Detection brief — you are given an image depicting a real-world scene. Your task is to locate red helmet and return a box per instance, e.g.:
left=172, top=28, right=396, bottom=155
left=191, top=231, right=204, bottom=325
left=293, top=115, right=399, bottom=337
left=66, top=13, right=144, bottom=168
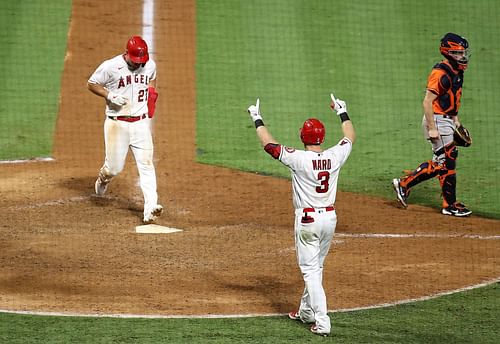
left=300, top=118, right=325, bottom=145
left=126, top=36, right=149, bottom=64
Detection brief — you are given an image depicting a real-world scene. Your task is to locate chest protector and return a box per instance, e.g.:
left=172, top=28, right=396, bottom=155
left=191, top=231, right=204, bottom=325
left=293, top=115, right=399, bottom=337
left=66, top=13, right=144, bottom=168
left=434, top=62, right=464, bottom=116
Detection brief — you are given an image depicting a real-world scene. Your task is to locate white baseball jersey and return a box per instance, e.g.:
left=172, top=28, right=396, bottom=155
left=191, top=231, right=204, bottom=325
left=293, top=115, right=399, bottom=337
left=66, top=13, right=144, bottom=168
left=265, top=136, right=352, bottom=334
left=265, top=137, right=352, bottom=209
left=89, top=53, right=160, bottom=221
left=88, top=54, right=156, bottom=116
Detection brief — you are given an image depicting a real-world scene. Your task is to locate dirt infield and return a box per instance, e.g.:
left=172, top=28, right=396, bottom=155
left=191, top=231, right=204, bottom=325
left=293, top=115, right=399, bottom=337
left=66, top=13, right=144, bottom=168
left=1, top=0, right=499, bottom=316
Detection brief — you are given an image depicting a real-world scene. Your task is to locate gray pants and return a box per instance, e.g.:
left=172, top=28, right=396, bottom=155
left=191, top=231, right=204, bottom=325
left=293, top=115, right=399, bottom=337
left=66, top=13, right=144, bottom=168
left=422, top=115, right=456, bottom=164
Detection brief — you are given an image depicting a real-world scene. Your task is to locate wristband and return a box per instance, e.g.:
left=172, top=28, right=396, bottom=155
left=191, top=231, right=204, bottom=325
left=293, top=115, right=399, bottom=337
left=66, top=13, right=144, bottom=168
left=339, top=112, right=350, bottom=122
left=254, top=119, right=264, bottom=128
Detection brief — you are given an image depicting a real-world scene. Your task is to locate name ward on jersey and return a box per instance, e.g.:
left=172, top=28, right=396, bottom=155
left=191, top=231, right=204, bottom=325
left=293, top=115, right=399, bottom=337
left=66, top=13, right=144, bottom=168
left=312, top=159, right=332, bottom=171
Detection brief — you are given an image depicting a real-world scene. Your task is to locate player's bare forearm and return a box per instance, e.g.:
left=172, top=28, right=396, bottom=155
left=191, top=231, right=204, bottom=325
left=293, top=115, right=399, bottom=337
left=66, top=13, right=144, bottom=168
left=423, top=90, right=438, bottom=130
left=341, top=120, right=356, bottom=144
left=256, top=126, right=278, bottom=147
left=87, top=82, right=108, bottom=99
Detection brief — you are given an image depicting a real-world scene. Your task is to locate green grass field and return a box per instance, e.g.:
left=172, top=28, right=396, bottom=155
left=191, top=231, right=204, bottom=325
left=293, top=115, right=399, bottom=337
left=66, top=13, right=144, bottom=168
left=0, top=0, right=71, bottom=160
left=1, top=283, right=499, bottom=343
left=196, top=0, right=500, bottom=218
left=1, top=0, right=499, bottom=342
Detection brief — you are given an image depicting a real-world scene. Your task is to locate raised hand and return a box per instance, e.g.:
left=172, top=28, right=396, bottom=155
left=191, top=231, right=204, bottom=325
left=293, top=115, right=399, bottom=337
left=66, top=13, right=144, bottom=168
left=247, top=98, right=263, bottom=122
left=330, top=93, right=347, bottom=115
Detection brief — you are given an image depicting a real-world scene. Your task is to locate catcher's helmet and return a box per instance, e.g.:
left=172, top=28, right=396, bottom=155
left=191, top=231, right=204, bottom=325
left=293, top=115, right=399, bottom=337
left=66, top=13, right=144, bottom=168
left=440, top=33, right=470, bottom=70
left=300, top=118, right=325, bottom=145
left=126, top=36, right=149, bottom=64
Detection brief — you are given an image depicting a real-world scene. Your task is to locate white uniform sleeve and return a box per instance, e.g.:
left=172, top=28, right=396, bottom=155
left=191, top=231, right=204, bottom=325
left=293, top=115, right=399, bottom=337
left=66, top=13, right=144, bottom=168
left=88, top=60, right=110, bottom=85
left=147, top=60, right=157, bottom=82
left=279, top=146, right=304, bottom=171
left=325, top=137, right=353, bottom=167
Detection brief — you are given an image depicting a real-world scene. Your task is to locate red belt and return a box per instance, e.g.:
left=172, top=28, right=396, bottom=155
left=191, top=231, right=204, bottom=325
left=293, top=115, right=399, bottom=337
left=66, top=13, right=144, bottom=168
left=108, top=114, right=147, bottom=122
left=303, top=206, right=335, bottom=212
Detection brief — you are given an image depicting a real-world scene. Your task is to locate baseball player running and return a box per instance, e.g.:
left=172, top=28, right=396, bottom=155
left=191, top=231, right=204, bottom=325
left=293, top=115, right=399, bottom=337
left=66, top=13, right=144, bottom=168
left=247, top=94, right=355, bottom=336
left=392, top=33, right=471, bottom=216
left=87, top=36, right=163, bottom=224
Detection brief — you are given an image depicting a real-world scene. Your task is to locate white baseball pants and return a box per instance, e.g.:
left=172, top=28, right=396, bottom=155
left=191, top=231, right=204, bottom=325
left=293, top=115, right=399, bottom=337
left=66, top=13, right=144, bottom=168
left=102, top=117, right=158, bottom=216
left=294, top=207, right=336, bottom=334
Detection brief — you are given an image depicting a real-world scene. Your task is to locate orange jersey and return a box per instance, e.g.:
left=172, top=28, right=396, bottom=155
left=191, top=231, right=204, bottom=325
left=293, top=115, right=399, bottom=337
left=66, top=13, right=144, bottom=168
left=426, top=60, right=464, bottom=116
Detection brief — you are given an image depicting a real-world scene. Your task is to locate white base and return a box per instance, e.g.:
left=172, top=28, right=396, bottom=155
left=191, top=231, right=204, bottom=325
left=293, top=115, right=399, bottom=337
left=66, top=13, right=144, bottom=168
left=135, top=224, right=183, bottom=234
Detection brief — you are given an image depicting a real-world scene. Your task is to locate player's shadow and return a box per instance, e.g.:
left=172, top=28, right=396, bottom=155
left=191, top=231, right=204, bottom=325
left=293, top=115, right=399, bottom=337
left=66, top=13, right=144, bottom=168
left=58, top=176, right=143, bottom=215
left=58, top=176, right=96, bottom=193
left=209, top=272, right=296, bottom=313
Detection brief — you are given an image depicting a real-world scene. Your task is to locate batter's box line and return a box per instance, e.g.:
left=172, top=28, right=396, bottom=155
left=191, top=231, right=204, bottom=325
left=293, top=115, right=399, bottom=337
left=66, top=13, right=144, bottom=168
left=1, top=277, right=499, bottom=320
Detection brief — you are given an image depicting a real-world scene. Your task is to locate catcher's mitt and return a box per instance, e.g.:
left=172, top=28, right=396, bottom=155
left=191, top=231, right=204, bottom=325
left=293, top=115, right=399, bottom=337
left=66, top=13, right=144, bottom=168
left=454, top=124, right=472, bottom=147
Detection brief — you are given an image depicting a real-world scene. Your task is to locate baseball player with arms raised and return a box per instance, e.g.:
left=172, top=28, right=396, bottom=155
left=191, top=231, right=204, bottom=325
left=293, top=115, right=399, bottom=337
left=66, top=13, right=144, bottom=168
left=247, top=94, right=355, bottom=336
left=87, top=36, right=162, bottom=224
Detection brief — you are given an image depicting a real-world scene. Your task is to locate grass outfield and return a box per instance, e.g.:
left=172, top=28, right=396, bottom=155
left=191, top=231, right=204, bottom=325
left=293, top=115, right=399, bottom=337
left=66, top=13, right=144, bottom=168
left=1, top=283, right=499, bottom=343
left=196, top=0, right=500, bottom=218
left=1, top=1, right=498, bottom=342
left=0, top=0, right=71, bottom=160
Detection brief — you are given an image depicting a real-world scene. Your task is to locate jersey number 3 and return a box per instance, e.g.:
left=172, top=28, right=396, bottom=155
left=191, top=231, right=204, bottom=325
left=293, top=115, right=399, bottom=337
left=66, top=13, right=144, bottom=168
left=316, top=171, right=330, bottom=193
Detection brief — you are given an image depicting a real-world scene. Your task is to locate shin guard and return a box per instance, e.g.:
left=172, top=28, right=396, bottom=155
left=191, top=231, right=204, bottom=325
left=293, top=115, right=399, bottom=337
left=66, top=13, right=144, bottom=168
left=400, top=160, right=440, bottom=189
left=438, top=144, right=458, bottom=208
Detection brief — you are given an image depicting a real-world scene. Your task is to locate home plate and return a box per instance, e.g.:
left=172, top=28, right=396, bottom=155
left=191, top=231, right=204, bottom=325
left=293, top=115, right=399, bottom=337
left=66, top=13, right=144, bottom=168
left=135, top=224, right=183, bottom=234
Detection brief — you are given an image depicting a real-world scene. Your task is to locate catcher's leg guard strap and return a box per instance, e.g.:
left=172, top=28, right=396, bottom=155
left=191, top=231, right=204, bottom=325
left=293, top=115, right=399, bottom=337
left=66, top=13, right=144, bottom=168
left=400, top=160, right=440, bottom=189
left=439, top=144, right=458, bottom=207
left=443, top=143, right=458, bottom=170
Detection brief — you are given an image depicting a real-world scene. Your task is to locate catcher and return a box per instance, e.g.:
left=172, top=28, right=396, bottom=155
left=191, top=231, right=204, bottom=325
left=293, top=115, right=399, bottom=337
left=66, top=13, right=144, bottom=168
left=392, top=33, right=472, bottom=216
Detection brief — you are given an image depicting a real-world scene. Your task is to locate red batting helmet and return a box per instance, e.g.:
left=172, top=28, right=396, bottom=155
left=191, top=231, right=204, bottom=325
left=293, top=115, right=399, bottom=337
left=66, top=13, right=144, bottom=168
left=126, top=36, right=149, bottom=64
left=300, top=118, right=325, bottom=145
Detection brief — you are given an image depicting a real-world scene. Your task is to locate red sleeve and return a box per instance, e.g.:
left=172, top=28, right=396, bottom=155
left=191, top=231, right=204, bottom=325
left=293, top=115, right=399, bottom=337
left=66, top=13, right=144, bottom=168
left=264, top=143, right=281, bottom=159
left=147, top=86, right=158, bottom=118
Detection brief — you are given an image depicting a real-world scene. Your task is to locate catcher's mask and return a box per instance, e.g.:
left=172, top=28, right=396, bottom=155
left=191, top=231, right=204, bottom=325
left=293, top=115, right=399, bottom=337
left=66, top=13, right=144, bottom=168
left=440, top=32, right=470, bottom=71
left=300, top=118, right=325, bottom=145
left=126, top=36, right=149, bottom=64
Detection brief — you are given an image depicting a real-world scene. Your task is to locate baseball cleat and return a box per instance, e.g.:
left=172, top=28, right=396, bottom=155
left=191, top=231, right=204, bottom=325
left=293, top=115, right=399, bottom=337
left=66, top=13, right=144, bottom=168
left=310, top=324, right=329, bottom=337
left=95, top=177, right=109, bottom=196
left=288, top=311, right=301, bottom=321
left=392, top=178, right=408, bottom=208
left=288, top=310, right=315, bottom=323
left=441, top=202, right=471, bottom=217
left=143, top=204, right=163, bottom=224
